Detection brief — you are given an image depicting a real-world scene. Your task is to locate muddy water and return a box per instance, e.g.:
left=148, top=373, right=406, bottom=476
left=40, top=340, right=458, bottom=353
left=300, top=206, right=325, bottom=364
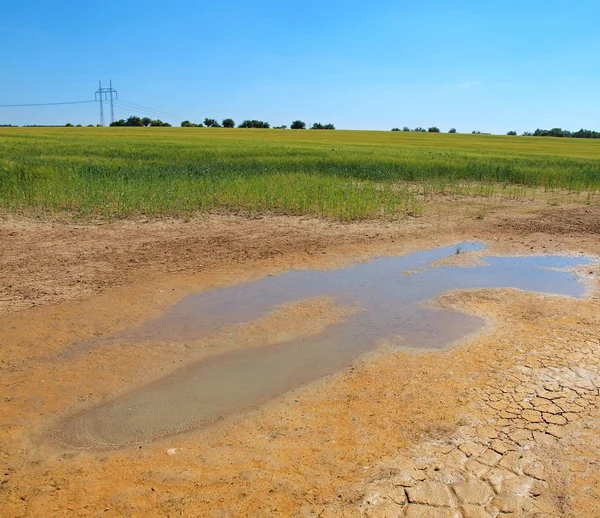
left=56, top=243, right=593, bottom=449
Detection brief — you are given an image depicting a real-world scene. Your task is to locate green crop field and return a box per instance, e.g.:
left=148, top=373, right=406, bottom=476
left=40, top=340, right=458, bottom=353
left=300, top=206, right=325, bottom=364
left=1, top=127, right=599, bottom=220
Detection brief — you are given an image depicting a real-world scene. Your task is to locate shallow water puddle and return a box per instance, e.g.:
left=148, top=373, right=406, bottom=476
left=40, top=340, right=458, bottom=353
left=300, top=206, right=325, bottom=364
left=56, top=242, right=593, bottom=449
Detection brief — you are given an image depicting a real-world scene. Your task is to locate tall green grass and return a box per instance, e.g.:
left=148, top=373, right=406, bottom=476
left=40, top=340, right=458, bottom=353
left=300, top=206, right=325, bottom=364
left=1, top=127, right=599, bottom=219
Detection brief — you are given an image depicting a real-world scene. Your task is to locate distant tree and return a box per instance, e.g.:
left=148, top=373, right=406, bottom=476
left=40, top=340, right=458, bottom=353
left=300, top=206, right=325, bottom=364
left=413, top=127, right=426, bottom=132
left=391, top=127, right=400, bottom=131
left=222, top=118, right=235, bottom=128
left=147, top=119, right=171, bottom=127
left=181, top=120, right=203, bottom=127
left=110, top=119, right=126, bottom=127
left=572, top=128, right=600, bottom=138
left=238, top=120, right=270, bottom=128
left=291, top=120, right=306, bottom=130
left=311, top=122, right=335, bottom=130
left=124, top=116, right=144, bottom=127
left=522, top=131, right=533, bottom=136
left=204, top=118, right=221, bottom=128
left=87, top=124, right=94, bottom=127
left=472, top=130, right=482, bottom=134
left=507, top=130, right=517, bottom=136
left=141, top=117, right=152, bottom=127
left=448, top=128, right=457, bottom=133
left=65, top=122, right=74, bottom=127
left=402, top=126, right=411, bottom=132
left=428, top=126, right=440, bottom=133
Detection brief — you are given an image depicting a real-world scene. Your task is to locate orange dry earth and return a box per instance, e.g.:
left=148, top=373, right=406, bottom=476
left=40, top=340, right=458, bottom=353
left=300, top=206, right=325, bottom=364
left=0, top=202, right=599, bottom=517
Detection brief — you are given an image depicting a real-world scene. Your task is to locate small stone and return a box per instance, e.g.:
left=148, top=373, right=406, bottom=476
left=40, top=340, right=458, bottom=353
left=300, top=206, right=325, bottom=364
left=406, top=482, right=454, bottom=507
left=452, top=479, right=494, bottom=505
left=166, top=448, right=178, bottom=456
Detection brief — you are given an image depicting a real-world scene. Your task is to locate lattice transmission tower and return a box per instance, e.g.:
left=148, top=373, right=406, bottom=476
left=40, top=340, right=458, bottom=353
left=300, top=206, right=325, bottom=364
left=95, top=80, right=118, bottom=125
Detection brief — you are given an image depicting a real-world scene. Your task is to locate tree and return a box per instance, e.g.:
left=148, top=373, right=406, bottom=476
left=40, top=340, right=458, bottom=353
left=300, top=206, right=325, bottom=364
left=428, top=127, right=440, bottom=133
left=472, top=130, right=481, bottom=134
left=125, top=116, right=144, bottom=127
left=291, top=120, right=306, bottom=130
left=141, top=117, right=152, bottom=127
left=507, top=130, right=517, bottom=136
left=391, top=127, right=400, bottom=131
left=204, top=118, right=220, bottom=128
left=413, top=127, right=426, bottom=132
left=402, top=127, right=411, bottom=132
left=448, top=128, right=457, bottom=133
left=238, top=120, right=270, bottom=128
left=222, top=118, right=235, bottom=128
left=65, top=122, right=74, bottom=127
left=311, top=122, right=335, bottom=130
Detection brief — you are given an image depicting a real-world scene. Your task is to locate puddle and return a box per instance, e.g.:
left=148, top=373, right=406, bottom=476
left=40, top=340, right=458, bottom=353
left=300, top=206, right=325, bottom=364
left=55, top=242, right=594, bottom=449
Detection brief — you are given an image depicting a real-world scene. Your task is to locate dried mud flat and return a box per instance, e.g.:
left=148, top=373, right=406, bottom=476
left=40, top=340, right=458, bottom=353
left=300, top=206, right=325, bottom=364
left=1, top=201, right=600, bottom=517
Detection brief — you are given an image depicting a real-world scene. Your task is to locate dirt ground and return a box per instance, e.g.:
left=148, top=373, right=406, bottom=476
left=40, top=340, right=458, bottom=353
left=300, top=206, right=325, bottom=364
left=1, top=199, right=599, bottom=517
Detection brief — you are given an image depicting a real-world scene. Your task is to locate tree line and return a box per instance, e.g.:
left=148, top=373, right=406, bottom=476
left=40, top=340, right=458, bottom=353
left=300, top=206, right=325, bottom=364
left=181, top=118, right=335, bottom=130
left=110, top=116, right=171, bottom=127
left=391, top=126, right=600, bottom=138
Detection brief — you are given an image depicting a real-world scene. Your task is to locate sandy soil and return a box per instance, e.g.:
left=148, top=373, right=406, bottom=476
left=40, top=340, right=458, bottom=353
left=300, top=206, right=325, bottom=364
left=1, top=200, right=599, bottom=517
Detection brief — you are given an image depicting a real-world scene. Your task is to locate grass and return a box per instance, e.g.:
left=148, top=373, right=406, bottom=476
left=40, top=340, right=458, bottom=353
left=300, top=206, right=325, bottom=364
left=1, top=127, right=599, bottom=220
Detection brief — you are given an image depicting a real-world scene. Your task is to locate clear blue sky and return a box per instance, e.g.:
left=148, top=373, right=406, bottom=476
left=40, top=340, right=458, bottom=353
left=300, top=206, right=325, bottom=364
left=1, top=1, right=599, bottom=133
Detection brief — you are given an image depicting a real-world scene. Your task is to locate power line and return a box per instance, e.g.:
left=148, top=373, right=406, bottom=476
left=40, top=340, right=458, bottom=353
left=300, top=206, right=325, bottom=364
left=113, top=101, right=180, bottom=122
left=0, top=100, right=96, bottom=107
left=117, top=99, right=188, bottom=121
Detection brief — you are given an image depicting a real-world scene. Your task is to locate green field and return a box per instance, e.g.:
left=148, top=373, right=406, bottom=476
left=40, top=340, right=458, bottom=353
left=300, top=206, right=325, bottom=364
left=1, top=127, right=600, bottom=220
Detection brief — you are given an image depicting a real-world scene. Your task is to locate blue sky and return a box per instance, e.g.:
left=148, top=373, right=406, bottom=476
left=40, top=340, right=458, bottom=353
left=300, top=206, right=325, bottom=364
left=1, top=1, right=599, bottom=132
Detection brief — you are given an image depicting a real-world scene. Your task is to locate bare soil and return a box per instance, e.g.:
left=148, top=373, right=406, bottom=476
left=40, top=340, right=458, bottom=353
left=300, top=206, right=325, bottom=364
left=1, top=200, right=599, bottom=517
